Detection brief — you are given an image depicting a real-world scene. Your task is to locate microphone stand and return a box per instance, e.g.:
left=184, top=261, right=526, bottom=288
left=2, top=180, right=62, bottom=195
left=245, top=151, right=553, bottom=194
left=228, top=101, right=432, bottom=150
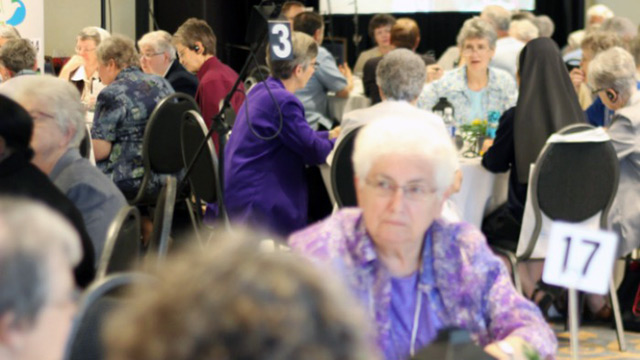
left=177, top=30, right=268, bottom=222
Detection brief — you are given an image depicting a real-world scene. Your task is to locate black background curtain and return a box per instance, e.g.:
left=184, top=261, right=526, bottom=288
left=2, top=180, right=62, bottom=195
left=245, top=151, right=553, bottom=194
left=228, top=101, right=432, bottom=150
left=151, top=0, right=584, bottom=73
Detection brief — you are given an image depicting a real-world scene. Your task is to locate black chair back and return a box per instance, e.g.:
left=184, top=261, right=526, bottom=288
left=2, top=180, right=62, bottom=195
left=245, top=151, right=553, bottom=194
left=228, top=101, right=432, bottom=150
left=131, top=93, right=199, bottom=204
left=63, top=273, right=154, bottom=360
left=331, top=127, right=361, bottom=208
left=96, top=206, right=142, bottom=278
left=79, top=126, right=91, bottom=159
left=148, top=176, right=177, bottom=263
left=521, top=123, right=619, bottom=260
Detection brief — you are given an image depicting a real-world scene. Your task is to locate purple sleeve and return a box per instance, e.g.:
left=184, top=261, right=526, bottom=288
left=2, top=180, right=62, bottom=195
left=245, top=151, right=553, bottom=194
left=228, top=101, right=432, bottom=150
left=279, top=100, right=334, bottom=165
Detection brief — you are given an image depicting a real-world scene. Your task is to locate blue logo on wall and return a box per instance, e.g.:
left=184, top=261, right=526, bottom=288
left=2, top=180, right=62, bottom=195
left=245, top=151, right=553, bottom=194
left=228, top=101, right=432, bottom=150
left=6, top=0, right=25, bottom=26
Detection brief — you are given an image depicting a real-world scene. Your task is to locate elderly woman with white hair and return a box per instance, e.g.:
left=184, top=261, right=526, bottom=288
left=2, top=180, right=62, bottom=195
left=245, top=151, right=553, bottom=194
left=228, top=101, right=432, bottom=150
left=0, top=75, right=126, bottom=262
left=91, top=35, right=174, bottom=199
left=289, top=116, right=555, bottom=360
left=58, top=26, right=111, bottom=108
left=418, top=17, right=517, bottom=125
left=508, top=19, right=539, bottom=43
left=137, top=30, right=198, bottom=97
left=588, top=46, right=640, bottom=256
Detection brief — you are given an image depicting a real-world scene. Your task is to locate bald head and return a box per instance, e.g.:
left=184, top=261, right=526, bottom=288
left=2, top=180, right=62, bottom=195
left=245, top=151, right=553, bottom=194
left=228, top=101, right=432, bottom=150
left=390, top=18, right=420, bottom=51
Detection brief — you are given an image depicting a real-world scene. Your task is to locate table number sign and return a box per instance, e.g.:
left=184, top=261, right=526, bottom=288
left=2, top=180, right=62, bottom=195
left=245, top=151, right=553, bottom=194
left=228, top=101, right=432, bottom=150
left=268, top=21, right=293, bottom=61
left=542, top=221, right=618, bottom=295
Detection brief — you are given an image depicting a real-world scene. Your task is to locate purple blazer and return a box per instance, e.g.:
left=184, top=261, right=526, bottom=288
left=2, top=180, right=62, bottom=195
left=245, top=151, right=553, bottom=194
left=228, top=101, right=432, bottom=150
left=289, top=208, right=556, bottom=359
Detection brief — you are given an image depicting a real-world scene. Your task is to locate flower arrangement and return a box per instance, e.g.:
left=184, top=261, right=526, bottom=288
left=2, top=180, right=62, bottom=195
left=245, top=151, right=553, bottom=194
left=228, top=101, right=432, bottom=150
left=459, top=119, right=488, bottom=138
left=459, top=119, right=488, bottom=157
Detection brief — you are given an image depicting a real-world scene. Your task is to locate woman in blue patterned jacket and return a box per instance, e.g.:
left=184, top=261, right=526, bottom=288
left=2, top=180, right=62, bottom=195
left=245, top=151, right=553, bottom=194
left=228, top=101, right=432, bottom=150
left=417, top=17, right=517, bottom=125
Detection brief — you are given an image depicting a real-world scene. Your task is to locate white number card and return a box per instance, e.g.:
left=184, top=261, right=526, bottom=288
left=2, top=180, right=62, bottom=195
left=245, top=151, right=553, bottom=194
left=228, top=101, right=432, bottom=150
left=542, top=222, right=618, bottom=295
left=268, top=21, right=293, bottom=61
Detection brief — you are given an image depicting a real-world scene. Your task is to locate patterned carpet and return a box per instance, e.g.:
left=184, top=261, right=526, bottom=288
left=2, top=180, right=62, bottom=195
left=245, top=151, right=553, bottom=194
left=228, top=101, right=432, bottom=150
left=555, top=325, right=640, bottom=359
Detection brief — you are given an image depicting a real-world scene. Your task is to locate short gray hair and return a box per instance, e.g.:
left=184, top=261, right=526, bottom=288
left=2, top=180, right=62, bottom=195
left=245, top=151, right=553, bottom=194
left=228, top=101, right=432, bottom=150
left=0, top=197, right=80, bottom=328
left=0, top=24, right=20, bottom=41
left=97, top=34, right=140, bottom=70
left=509, top=19, right=539, bottom=42
left=0, top=38, right=35, bottom=74
left=457, top=17, right=497, bottom=49
left=267, top=31, right=318, bottom=80
left=588, top=46, right=637, bottom=104
left=481, top=5, right=511, bottom=32
left=77, top=26, right=110, bottom=46
left=600, top=17, right=638, bottom=42
left=138, top=30, right=176, bottom=61
left=587, top=4, right=614, bottom=23
left=0, top=75, right=87, bottom=148
left=353, top=116, right=457, bottom=196
left=534, top=15, right=555, bottom=37
left=376, top=48, right=425, bottom=101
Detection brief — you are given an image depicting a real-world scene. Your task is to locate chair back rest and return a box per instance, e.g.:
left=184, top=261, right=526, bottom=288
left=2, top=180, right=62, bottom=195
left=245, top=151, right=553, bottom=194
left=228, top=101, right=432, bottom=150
left=518, top=124, right=619, bottom=260
left=331, top=127, right=361, bottom=208
left=79, top=125, right=92, bottom=159
left=96, top=206, right=142, bottom=278
left=143, top=93, right=200, bottom=174
left=63, top=273, right=154, bottom=360
left=148, top=176, right=177, bottom=263
left=180, top=110, right=222, bottom=204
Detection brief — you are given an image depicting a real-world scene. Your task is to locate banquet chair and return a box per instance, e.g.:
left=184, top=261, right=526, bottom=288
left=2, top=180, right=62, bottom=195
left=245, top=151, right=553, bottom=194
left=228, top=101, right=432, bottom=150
left=129, top=92, right=199, bottom=205
left=63, top=273, right=154, bottom=360
left=147, top=176, right=177, bottom=266
left=494, top=123, right=624, bottom=350
left=96, top=205, right=142, bottom=279
left=331, top=127, right=361, bottom=208
left=180, top=110, right=228, bottom=238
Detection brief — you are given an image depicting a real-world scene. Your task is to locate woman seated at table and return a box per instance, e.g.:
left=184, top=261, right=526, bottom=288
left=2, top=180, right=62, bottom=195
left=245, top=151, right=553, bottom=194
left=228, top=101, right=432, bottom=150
left=58, top=26, right=111, bottom=109
left=289, top=116, right=556, bottom=360
left=224, top=31, right=338, bottom=237
left=91, top=35, right=174, bottom=199
left=588, top=46, right=640, bottom=256
left=481, top=38, right=586, bottom=314
left=417, top=17, right=517, bottom=125
left=353, top=14, right=396, bottom=76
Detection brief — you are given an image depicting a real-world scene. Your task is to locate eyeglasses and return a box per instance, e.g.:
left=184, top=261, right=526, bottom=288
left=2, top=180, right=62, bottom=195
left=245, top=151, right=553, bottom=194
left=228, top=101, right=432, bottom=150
left=75, top=46, right=96, bottom=54
left=589, top=86, right=607, bottom=95
left=365, top=177, right=437, bottom=201
left=461, top=46, right=490, bottom=56
left=140, top=52, right=164, bottom=60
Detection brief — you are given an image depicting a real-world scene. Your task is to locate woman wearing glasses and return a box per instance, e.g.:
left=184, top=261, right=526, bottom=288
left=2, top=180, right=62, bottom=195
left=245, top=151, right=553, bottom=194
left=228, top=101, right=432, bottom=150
left=418, top=17, right=517, bottom=125
left=58, top=26, right=111, bottom=110
left=289, top=116, right=555, bottom=360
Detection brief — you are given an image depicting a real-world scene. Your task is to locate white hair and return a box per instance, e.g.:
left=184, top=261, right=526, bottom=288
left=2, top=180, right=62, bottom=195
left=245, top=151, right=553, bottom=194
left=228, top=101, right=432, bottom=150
left=509, top=19, right=539, bottom=42
left=352, top=116, right=457, bottom=195
left=0, top=24, right=20, bottom=40
left=600, top=17, right=638, bottom=41
left=481, top=5, right=511, bottom=32
left=376, top=48, right=425, bottom=101
left=138, top=30, right=177, bottom=61
left=0, top=197, right=80, bottom=326
left=0, top=75, right=87, bottom=148
left=534, top=15, right=555, bottom=38
left=457, top=17, right=497, bottom=48
left=588, top=46, right=637, bottom=104
left=587, top=5, right=614, bottom=24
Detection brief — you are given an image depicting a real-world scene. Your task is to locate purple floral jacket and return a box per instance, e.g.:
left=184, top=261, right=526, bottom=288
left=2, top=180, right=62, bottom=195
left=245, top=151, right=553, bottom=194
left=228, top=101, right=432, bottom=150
left=288, top=208, right=556, bottom=359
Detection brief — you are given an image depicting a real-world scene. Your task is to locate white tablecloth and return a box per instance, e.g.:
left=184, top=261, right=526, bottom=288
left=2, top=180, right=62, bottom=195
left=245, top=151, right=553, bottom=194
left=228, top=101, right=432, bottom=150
left=449, top=157, right=509, bottom=228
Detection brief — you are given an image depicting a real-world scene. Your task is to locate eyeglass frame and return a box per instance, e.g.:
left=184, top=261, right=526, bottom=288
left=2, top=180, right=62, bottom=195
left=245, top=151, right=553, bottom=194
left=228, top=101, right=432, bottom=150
left=364, top=176, right=438, bottom=202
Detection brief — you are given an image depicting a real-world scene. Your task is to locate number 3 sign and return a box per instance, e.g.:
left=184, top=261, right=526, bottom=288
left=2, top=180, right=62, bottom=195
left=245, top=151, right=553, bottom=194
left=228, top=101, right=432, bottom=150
left=542, top=222, right=618, bottom=295
left=269, top=21, right=293, bottom=61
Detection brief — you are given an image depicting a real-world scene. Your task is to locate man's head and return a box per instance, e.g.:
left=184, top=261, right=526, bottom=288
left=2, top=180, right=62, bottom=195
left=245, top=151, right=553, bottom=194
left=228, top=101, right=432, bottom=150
left=0, top=94, right=33, bottom=161
left=280, top=1, right=305, bottom=21
left=173, top=18, right=217, bottom=72
left=390, top=18, right=420, bottom=51
left=0, top=39, right=36, bottom=81
left=138, top=30, right=176, bottom=76
left=0, top=197, right=81, bottom=360
left=480, top=5, right=511, bottom=37
left=293, top=11, right=324, bottom=45
left=376, top=49, right=426, bottom=102
left=0, top=75, right=86, bottom=174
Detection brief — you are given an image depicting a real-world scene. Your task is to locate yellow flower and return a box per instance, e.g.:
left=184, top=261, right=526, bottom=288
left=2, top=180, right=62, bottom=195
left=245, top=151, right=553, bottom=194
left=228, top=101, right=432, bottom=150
left=471, top=119, right=481, bottom=125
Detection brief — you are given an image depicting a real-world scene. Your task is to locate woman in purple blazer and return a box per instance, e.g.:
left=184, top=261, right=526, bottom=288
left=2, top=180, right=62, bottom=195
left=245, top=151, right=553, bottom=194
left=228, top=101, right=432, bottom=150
left=224, top=31, right=338, bottom=236
left=289, top=116, right=556, bottom=360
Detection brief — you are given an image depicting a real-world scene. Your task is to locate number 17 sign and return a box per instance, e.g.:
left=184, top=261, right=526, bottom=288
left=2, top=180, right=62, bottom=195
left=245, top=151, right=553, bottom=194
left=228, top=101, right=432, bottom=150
left=542, top=222, right=619, bottom=295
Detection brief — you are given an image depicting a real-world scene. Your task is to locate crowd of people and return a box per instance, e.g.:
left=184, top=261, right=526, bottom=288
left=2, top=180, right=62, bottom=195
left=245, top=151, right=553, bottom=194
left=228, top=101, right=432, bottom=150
left=1, top=1, right=639, bottom=359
